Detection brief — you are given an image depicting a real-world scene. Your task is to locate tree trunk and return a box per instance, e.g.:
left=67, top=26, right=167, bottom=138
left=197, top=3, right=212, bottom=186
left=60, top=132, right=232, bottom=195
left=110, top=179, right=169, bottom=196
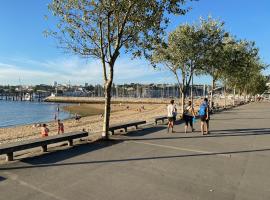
left=224, top=83, right=227, bottom=108
left=233, top=86, right=236, bottom=106
left=210, top=77, right=215, bottom=109
left=191, top=73, right=194, bottom=106
left=102, top=80, right=112, bottom=139
left=181, top=90, right=185, bottom=119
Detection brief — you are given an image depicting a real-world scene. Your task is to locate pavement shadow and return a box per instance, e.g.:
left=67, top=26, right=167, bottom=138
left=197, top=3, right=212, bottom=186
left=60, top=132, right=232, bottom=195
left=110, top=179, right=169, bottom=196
left=20, top=139, right=123, bottom=165
left=212, top=128, right=270, bottom=133
left=118, top=128, right=270, bottom=141
left=0, top=176, right=7, bottom=182
left=121, top=126, right=166, bottom=137
left=115, top=120, right=185, bottom=138
left=212, top=117, right=267, bottom=120
left=2, top=147, right=270, bottom=171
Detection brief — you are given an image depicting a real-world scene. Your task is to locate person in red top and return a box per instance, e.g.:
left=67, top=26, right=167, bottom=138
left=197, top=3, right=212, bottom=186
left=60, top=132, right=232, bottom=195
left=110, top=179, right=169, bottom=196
left=41, top=124, right=49, bottom=137
left=57, top=119, right=64, bottom=134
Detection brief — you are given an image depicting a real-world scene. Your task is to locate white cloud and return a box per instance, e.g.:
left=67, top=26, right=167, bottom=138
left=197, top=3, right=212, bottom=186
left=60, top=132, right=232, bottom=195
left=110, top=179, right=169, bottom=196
left=0, top=56, right=171, bottom=85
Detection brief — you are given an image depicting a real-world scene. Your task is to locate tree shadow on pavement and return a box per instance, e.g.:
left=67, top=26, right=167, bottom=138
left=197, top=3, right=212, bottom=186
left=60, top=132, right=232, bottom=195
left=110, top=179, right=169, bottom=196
left=0, top=176, right=6, bottom=182
left=18, top=139, right=123, bottom=165
left=117, top=127, right=270, bottom=141
left=2, top=146, right=270, bottom=171
left=212, top=117, right=267, bottom=120
left=120, top=126, right=166, bottom=137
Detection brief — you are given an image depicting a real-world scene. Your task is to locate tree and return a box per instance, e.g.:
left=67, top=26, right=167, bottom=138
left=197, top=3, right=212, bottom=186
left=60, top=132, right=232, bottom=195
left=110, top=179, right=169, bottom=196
left=220, top=38, right=268, bottom=104
left=197, top=16, right=229, bottom=108
left=152, top=18, right=226, bottom=114
left=48, top=0, right=191, bottom=139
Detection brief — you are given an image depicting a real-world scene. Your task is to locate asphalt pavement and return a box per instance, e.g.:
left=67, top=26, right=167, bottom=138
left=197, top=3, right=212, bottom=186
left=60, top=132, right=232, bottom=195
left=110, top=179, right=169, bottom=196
left=1, top=102, right=270, bottom=200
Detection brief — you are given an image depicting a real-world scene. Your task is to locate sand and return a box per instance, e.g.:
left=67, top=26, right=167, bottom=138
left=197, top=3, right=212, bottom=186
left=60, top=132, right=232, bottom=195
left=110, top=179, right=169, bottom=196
left=0, top=103, right=167, bottom=144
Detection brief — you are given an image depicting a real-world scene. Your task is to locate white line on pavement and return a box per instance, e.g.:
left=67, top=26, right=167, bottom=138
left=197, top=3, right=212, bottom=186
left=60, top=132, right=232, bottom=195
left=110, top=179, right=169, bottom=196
left=128, top=141, right=231, bottom=158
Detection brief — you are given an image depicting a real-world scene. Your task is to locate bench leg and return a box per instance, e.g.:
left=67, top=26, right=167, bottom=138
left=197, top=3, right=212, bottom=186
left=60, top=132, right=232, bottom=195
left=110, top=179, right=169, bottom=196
left=155, top=120, right=157, bottom=125
left=6, top=153, right=13, bottom=161
left=68, top=139, right=73, bottom=146
left=41, top=145, right=47, bottom=152
left=111, top=130, right=114, bottom=135
left=124, top=127, right=127, bottom=132
left=135, top=125, right=138, bottom=129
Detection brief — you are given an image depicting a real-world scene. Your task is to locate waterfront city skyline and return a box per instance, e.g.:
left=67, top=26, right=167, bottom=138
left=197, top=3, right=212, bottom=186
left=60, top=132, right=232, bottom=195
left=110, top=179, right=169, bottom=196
left=0, top=0, right=269, bottom=85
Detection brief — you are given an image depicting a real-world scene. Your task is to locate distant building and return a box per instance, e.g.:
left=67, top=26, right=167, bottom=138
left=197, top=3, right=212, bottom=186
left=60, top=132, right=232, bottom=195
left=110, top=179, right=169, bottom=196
left=53, top=81, right=57, bottom=87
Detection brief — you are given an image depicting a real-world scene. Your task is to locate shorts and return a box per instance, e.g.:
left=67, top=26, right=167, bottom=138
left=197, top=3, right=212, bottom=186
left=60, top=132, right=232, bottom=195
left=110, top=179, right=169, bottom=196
left=168, top=117, right=174, bottom=122
left=183, top=115, right=193, bottom=126
left=200, top=115, right=210, bottom=122
left=200, top=115, right=207, bottom=122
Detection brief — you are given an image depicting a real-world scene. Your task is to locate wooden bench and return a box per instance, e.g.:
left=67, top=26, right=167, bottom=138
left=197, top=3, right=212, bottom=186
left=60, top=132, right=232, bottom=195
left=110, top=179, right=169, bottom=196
left=109, top=120, right=146, bottom=135
left=154, top=116, right=167, bottom=125
left=0, top=131, right=88, bottom=161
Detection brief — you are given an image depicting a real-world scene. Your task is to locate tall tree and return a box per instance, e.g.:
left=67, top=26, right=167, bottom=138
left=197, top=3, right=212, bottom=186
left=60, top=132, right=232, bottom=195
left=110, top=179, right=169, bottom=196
left=152, top=23, right=205, bottom=115
left=223, top=40, right=262, bottom=95
left=47, top=0, right=191, bottom=138
left=197, top=16, right=229, bottom=108
left=152, top=17, right=229, bottom=114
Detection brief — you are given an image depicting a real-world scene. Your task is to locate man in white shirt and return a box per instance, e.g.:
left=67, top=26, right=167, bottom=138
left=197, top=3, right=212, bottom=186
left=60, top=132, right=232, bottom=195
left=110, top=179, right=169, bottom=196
left=167, top=99, right=176, bottom=133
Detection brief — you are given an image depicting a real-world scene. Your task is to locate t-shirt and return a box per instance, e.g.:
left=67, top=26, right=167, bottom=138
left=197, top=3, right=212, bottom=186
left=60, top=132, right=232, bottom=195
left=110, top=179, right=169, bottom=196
left=167, top=104, right=176, bottom=117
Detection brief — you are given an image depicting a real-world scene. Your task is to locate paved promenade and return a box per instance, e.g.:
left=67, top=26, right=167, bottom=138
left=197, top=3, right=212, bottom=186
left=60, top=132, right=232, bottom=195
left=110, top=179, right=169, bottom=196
left=1, top=103, right=270, bottom=200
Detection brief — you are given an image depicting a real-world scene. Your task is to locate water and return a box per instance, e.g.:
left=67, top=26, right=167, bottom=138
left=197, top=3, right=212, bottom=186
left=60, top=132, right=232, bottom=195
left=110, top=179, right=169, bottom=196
left=0, top=101, right=72, bottom=127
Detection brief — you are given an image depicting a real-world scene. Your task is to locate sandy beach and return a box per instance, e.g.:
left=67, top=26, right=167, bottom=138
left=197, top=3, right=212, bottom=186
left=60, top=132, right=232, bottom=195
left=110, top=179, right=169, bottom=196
left=0, top=103, right=167, bottom=144
left=0, top=97, right=234, bottom=145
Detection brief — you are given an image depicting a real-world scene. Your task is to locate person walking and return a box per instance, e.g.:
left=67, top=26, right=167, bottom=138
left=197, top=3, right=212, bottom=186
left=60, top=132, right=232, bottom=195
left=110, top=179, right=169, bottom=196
left=167, top=99, right=177, bottom=133
left=183, top=101, right=196, bottom=134
left=57, top=119, right=64, bottom=134
left=198, top=98, right=210, bottom=135
left=41, top=124, right=49, bottom=137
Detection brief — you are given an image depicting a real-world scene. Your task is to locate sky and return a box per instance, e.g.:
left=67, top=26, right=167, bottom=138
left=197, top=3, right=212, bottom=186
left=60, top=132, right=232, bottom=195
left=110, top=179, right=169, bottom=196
left=0, top=0, right=269, bottom=86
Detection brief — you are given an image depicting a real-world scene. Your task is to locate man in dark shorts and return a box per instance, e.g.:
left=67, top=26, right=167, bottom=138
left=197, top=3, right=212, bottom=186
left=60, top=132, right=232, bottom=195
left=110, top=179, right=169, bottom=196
left=199, top=98, right=210, bottom=135
left=183, top=101, right=196, bottom=133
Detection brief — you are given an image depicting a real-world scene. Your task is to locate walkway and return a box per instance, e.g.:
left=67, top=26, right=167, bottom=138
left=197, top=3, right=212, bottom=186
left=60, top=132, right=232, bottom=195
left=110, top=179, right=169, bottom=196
left=1, top=103, right=270, bottom=200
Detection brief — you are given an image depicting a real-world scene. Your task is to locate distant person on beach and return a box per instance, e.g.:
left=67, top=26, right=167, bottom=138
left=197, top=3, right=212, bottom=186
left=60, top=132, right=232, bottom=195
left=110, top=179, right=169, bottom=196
left=199, top=98, right=210, bottom=135
left=57, top=119, right=64, bottom=134
left=75, top=113, right=81, bottom=121
left=183, top=101, right=196, bottom=134
left=57, top=104, right=60, bottom=112
left=54, top=113, right=57, bottom=121
left=41, top=124, right=49, bottom=137
left=167, top=99, right=176, bottom=133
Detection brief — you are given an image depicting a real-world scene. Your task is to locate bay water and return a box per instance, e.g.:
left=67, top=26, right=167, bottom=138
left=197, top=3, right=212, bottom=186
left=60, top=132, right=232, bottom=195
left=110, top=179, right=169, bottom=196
left=0, top=101, right=72, bottom=127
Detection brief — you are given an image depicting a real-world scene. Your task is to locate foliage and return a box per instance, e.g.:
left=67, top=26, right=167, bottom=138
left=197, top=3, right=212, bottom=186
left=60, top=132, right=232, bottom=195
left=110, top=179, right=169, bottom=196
left=48, top=0, right=191, bottom=137
left=152, top=16, right=227, bottom=112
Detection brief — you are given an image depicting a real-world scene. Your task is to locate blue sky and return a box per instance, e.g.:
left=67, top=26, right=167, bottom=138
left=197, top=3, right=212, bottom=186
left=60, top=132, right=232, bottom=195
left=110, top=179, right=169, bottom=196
left=0, top=0, right=269, bottom=85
